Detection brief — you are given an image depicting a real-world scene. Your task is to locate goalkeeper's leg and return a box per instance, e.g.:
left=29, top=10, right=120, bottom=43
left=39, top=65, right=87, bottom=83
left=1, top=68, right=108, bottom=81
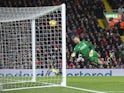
left=98, top=59, right=104, bottom=65
left=89, top=50, right=104, bottom=65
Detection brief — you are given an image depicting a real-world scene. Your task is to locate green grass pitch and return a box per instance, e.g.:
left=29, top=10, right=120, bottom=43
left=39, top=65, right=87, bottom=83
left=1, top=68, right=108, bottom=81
left=3, top=76, right=124, bottom=93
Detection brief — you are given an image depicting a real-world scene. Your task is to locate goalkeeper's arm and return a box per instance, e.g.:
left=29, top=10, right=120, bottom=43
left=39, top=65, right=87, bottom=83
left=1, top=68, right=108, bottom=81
left=72, top=46, right=78, bottom=57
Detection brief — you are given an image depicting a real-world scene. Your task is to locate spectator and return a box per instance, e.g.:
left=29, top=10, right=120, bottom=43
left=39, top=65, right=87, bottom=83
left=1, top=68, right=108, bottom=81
left=0, top=0, right=123, bottom=69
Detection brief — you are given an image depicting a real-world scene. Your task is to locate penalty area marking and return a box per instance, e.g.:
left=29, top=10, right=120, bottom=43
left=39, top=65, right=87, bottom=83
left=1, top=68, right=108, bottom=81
left=65, top=86, right=105, bottom=93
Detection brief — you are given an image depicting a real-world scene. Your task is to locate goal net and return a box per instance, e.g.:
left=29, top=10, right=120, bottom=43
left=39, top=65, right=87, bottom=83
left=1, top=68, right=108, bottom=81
left=0, top=4, right=66, bottom=91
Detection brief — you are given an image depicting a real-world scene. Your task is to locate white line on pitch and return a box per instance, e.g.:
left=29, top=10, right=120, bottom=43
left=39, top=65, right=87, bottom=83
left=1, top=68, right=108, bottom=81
left=65, top=86, right=105, bottom=93
left=105, top=91, right=124, bottom=93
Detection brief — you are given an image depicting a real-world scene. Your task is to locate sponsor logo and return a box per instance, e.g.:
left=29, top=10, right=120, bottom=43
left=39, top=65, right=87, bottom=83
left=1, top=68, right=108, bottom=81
left=67, top=70, right=112, bottom=76
left=0, top=71, right=53, bottom=77
left=0, top=70, right=112, bottom=76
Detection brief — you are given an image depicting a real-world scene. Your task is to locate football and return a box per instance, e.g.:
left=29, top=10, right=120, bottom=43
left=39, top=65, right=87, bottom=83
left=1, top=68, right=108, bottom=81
left=49, top=20, right=57, bottom=26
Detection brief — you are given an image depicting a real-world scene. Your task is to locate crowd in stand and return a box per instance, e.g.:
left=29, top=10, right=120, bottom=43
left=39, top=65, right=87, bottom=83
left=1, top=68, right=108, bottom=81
left=107, top=0, right=124, bottom=30
left=0, top=0, right=124, bottom=69
left=64, top=0, right=123, bottom=68
left=108, top=0, right=124, bottom=9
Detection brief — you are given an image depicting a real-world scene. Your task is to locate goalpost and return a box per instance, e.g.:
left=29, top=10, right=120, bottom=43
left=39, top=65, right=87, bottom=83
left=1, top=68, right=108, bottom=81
left=0, top=4, right=66, bottom=91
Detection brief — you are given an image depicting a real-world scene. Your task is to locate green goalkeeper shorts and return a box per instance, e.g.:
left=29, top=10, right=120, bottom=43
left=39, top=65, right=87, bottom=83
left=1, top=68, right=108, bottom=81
left=88, top=50, right=99, bottom=63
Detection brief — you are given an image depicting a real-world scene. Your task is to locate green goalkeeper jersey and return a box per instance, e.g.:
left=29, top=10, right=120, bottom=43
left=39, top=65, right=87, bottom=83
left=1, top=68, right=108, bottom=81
left=74, top=40, right=94, bottom=58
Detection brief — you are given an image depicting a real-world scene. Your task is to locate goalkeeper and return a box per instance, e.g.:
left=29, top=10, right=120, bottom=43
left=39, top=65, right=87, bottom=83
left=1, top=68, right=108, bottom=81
left=71, top=36, right=104, bottom=65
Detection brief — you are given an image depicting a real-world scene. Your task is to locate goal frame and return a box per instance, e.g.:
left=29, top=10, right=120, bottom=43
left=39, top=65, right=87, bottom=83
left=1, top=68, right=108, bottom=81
left=0, top=3, right=66, bottom=91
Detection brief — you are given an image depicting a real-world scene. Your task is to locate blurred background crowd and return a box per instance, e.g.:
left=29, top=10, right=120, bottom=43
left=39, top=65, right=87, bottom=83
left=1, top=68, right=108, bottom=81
left=0, top=0, right=124, bottom=69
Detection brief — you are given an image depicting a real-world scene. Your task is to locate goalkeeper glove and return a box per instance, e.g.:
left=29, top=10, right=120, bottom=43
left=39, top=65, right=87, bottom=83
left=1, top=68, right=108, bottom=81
left=89, top=50, right=93, bottom=57
left=71, top=52, right=76, bottom=57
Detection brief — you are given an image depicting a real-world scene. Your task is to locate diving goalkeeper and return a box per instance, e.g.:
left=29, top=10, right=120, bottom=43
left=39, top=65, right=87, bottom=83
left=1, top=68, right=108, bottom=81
left=71, top=36, right=104, bottom=65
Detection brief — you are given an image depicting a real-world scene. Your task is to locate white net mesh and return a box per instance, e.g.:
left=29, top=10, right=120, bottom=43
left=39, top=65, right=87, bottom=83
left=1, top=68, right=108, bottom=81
left=0, top=20, right=32, bottom=87
left=0, top=4, right=66, bottom=91
left=0, top=6, right=60, bottom=22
